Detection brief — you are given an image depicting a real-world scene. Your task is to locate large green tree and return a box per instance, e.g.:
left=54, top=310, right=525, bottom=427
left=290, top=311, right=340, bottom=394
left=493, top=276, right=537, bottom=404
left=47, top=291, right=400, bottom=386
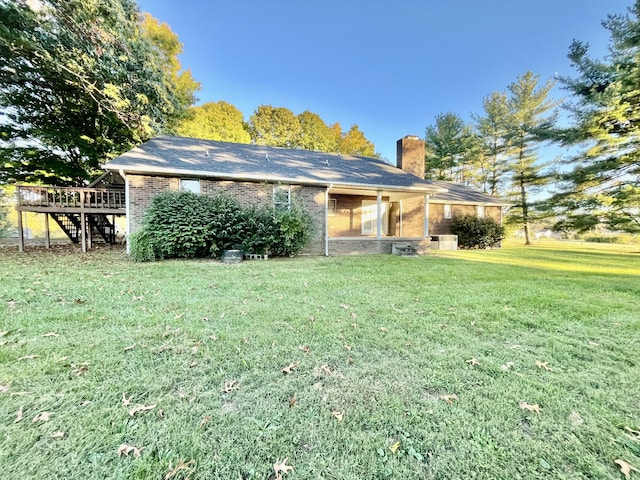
left=549, top=2, right=640, bottom=234
left=248, top=105, right=301, bottom=148
left=424, top=112, right=480, bottom=184
left=505, top=72, right=557, bottom=245
left=0, top=0, right=197, bottom=185
left=176, top=101, right=250, bottom=143
left=473, top=91, right=512, bottom=196
left=338, top=124, right=376, bottom=157
left=297, top=110, right=336, bottom=152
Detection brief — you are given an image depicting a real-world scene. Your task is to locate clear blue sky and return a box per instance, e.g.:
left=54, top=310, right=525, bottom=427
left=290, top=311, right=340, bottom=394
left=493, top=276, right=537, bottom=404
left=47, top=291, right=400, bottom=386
left=136, top=0, right=630, bottom=162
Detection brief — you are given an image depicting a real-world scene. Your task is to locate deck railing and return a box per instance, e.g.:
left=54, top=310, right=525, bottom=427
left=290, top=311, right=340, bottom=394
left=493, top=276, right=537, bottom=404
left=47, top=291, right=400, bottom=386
left=17, top=185, right=126, bottom=210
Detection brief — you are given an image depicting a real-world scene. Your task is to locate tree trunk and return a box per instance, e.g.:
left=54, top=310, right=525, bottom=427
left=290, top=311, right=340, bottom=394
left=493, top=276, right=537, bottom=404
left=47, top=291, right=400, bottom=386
left=520, top=174, right=532, bottom=245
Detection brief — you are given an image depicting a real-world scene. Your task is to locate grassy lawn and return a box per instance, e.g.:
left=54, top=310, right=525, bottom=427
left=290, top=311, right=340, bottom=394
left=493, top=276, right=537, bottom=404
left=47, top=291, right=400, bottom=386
left=0, top=242, right=639, bottom=479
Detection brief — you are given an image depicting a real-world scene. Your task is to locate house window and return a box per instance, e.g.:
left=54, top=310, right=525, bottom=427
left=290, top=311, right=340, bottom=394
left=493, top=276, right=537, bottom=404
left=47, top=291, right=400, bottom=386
left=273, top=185, right=291, bottom=210
left=443, top=204, right=452, bottom=220
left=180, top=179, right=200, bottom=193
left=328, top=198, right=337, bottom=216
left=361, top=200, right=388, bottom=236
left=477, top=205, right=485, bottom=218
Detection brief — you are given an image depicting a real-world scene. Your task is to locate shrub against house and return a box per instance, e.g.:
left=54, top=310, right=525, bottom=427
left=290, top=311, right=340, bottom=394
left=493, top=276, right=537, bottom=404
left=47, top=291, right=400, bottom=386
left=130, top=191, right=313, bottom=261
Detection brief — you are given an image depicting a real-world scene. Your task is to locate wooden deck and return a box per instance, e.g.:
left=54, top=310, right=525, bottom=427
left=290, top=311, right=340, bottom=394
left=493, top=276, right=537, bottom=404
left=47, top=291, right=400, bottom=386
left=15, top=185, right=126, bottom=252
left=16, top=185, right=125, bottom=214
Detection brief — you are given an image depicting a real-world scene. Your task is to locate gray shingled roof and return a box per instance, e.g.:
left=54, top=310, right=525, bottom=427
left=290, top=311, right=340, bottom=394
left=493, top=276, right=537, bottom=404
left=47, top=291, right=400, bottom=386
left=427, top=180, right=511, bottom=206
left=103, top=135, right=445, bottom=195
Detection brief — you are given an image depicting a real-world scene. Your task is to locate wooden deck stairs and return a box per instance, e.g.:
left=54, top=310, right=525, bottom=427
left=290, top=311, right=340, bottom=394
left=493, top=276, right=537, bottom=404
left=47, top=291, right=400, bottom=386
left=16, top=185, right=126, bottom=252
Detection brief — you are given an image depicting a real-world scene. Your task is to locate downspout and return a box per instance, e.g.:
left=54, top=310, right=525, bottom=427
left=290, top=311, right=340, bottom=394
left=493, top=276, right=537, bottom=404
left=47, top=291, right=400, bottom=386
left=119, top=169, right=130, bottom=255
left=325, top=184, right=333, bottom=256
left=424, top=194, right=430, bottom=238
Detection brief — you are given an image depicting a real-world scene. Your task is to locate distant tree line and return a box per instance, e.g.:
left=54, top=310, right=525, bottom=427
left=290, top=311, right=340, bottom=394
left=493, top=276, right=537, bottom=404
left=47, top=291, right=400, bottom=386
left=424, top=1, right=640, bottom=240
left=176, top=102, right=377, bottom=158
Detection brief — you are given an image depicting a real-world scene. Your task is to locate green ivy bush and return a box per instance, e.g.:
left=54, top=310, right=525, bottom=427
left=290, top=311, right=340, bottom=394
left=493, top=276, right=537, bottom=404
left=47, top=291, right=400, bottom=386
left=131, top=190, right=314, bottom=261
left=450, top=214, right=505, bottom=249
left=129, top=230, right=156, bottom=262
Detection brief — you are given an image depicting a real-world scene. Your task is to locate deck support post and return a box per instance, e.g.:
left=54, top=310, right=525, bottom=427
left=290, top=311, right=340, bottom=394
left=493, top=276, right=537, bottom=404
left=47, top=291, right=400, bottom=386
left=80, top=212, right=87, bottom=253
left=17, top=210, right=24, bottom=253
left=87, top=215, right=93, bottom=250
left=44, top=213, right=51, bottom=249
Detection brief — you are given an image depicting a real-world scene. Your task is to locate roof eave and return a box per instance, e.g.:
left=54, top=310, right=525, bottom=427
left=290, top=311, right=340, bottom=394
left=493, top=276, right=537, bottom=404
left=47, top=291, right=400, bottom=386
left=102, top=163, right=447, bottom=195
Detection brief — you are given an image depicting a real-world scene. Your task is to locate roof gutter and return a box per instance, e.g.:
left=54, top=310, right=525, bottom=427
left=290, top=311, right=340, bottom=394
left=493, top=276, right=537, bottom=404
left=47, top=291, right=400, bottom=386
left=103, top=164, right=447, bottom=196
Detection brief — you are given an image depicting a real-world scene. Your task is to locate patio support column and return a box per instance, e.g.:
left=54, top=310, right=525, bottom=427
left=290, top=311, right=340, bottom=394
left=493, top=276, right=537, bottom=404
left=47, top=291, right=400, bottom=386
left=80, top=212, right=87, bottom=253
left=376, top=191, right=382, bottom=240
left=44, top=213, right=50, bottom=249
left=17, top=210, right=24, bottom=253
left=399, top=200, right=403, bottom=237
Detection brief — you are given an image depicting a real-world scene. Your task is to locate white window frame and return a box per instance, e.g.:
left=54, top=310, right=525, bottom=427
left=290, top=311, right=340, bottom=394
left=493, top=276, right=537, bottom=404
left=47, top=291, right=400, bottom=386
left=179, top=178, right=200, bottom=193
left=477, top=205, right=485, bottom=218
left=273, top=184, right=291, bottom=210
left=328, top=198, right=337, bottom=216
left=361, top=200, right=388, bottom=236
left=443, top=204, right=452, bottom=220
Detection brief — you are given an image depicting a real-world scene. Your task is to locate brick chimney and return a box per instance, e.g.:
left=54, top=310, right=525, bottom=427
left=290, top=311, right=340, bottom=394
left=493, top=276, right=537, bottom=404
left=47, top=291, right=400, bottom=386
left=396, top=135, right=425, bottom=179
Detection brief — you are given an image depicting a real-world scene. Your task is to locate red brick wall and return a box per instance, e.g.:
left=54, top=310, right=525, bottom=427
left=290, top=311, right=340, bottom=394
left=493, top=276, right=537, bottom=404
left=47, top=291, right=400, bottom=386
left=127, top=175, right=325, bottom=255
left=328, top=194, right=425, bottom=238
left=429, top=204, right=502, bottom=235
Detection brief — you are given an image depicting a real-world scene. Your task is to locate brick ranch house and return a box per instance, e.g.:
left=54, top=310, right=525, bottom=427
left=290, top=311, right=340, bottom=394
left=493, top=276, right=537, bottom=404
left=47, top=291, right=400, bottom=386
left=97, top=135, right=508, bottom=256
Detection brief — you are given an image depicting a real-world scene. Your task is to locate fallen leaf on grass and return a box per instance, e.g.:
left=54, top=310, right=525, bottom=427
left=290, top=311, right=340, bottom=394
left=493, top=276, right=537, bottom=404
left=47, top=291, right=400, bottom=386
left=15, top=406, right=23, bottom=423
left=10, top=391, right=30, bottom=397
left=282, top=361, right=300, bottom=374
left=0, top=383, right=9, bottom=393
left=189, top=361, right=198, bottom=368
left=71, top=363, right=89, bottom=376
left=42, top=332, right=59, bottom=337
left=19, top=355, right=38, bottom=361
left=588, top=340, right=599, bottom=347
left=273, top=458, right=294, bottom=480
left=32, top=411, right=53, bottom=423
left=568, top=411, right=583, bottom=426
left=165, top=459, right=195, bottom=480
left=117, top=444, right=144, bottom=458
left=222, top=380, right=239, bottom=393
left=289, top=393, right=297, bottom=408
left=615, top=459, right=640, bottom=479
left=299, top=345, right=311, bottom=353
left=50, top=431, right=64, bottom=439
left=440, top=394, right=458, bottom=404
left=390, top=441, right=401, bottom=453
left=199, top=415, right=211, bottom=429
left=123, top=344, right=136, bottom=352
left=332, top=411, right=344, bottom=421
left=625, top=426, right=640, bottom=441
left=129, top=404, right=156, bottom=417
left=122, top=392, right=132, bottom=406
left=465, top=358, right=480, bottom=366
left=536, top=361, right=553, bottom=371
left=501, top=362, right=515, bottom=371
left=519, top=401, right=541, bottom=414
